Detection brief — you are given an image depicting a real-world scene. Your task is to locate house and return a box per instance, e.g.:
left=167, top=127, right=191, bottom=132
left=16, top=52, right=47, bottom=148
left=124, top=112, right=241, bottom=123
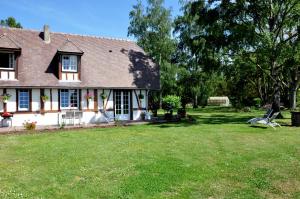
left=0, top=25, right=160, bottom=127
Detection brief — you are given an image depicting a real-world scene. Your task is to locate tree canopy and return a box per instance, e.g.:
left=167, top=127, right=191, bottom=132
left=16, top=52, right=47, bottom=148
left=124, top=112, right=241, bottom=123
left=128, top=0, right=177, bottom=96
left=0, top=17, right=23, bottom=28
left=173, top=0, right=300, bottom=110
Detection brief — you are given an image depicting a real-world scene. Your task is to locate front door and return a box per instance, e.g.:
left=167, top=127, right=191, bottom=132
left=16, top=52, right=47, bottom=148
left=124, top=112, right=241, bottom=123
left=115, top=90, right=130, bottom=120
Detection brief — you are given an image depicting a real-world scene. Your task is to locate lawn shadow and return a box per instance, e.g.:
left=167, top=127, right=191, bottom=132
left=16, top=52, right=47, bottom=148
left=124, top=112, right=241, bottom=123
left=148, top=113, right=255, bottom=128
left=249, top=126, right=268, bottom=129
left=196, top=114, right=252, bottom=125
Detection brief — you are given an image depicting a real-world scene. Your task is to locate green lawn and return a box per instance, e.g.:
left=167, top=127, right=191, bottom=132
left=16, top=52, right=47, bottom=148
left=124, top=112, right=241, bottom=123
left=0, top=108, right=300, bottom=199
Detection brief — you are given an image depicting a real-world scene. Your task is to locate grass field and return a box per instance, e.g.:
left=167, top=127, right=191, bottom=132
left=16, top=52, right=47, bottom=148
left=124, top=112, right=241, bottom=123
left=0, top=108, right=300, bottom=199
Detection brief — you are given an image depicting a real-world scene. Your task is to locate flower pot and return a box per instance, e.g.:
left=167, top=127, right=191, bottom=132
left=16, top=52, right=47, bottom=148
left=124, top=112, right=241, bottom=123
left=3, top=100, right=8, bottom=104
left=164, top=113, right=173, bottom=120
left=291, top=111, right=300, bottom=127
left=178, top=108, right=186, bottom=118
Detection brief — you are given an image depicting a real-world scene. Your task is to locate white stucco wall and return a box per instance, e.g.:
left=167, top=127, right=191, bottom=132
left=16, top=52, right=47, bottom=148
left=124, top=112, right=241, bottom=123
left=87, top=89, right=94, bottom=110
left=132, top=90, right=147, bottom=120
left=32, top=89, right=40, bottom=111
left=0, top=88, right=150, bottom=127
left=9, top=111, right=116, bottom=127
left=6, top=89, right=16, bottom=112
left=52, top=89, right=59, bottom=110
left=106, top=90, right=114, bottom=110
left=81, top=89, right=87, bottom=110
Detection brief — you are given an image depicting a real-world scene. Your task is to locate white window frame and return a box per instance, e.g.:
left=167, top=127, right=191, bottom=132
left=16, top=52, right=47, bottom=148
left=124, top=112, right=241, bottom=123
left=0, top=53, right=15, bottom=70
left=18, top=90, right=30, bottom=111
left=62, top=55, right=78, bottom=72
left=60, top=89, right=79, bottom=110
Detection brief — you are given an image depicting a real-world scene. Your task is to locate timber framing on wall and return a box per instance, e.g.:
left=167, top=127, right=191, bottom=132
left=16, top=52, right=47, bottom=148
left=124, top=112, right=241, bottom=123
left=40, top=88, right=45, bottom=114
left=3, top=88, right=7, bottom=112
left=134, top=90, right=141, bottom=110
left=94, top=89, right=98, bottom=113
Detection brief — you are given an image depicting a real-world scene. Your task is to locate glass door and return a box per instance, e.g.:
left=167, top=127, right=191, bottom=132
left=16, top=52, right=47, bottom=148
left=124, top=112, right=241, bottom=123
left=115, top=90, right=130, bottom=120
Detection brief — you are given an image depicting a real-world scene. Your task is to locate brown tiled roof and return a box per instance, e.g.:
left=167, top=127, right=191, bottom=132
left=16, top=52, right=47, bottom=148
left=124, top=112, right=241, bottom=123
left=58, top=39, right=83, bottom=54
left=0, top=27, right=160, bottom=90
left=0, top=33, right=21, bottom=49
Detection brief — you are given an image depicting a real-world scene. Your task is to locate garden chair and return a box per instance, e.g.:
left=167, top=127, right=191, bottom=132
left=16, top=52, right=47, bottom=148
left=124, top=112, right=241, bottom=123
left=74, top=111, right=83, bottom=126
left=247, top=109, right=273, bottom=124
left=250, top=112, right=281, bottom=129
left=62, top=111, right=75, bottom=126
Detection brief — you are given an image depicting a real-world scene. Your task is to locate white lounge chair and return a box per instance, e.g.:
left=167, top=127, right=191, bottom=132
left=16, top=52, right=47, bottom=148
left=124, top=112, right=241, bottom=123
left=248, top=109, right=273, bottom=124
left=249, top=112, right=281, bottom=129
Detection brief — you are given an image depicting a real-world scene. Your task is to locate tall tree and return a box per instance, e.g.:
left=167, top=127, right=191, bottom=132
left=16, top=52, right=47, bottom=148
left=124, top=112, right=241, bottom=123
left=128, top=0, right=177, bottom=97
left=174, top=1, right=229, bottom=107
left=0, top=17, right=23, bottom=28
left=176, top=0, right=300, bottom=112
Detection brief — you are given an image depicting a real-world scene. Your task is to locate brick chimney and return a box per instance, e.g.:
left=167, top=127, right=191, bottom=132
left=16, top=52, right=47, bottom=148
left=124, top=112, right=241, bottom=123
left=43, top=25, right=50, bottom=44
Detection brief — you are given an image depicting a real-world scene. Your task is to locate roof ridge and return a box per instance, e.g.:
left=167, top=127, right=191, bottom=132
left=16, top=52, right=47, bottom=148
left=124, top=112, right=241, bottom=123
left=0, top=26, right=135, bottom=43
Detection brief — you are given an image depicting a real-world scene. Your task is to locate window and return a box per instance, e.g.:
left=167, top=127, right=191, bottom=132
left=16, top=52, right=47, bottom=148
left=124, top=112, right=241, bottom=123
left=60, top=89, right=79, bottom=109
left=18, top=90, right=30, bottom=111
left=62, top=55, right=77, bottom=72
left=0, top=53, right=15, bottom=69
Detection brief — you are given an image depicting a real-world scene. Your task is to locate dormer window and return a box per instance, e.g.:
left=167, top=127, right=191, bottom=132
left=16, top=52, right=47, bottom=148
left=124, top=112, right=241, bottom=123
left=62, top=55, right=77, bottom=72
left=0, top=52, right=15, bottom=70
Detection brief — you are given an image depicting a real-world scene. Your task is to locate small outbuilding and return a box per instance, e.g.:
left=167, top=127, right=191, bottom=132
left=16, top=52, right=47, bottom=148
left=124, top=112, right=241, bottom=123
left=207, top=97, right=230, bottom=107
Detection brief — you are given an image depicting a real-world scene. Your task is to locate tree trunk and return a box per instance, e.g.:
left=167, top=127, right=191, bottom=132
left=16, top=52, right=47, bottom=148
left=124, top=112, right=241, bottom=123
left=193, top=95, right=198, bottom=108
left=290, top=66, right=299, bottom=110
left=271, top=61, right=284, bottom=118
left=290, top=88, right=298, bottom=110
left=159, top=92, right=162, bottom=109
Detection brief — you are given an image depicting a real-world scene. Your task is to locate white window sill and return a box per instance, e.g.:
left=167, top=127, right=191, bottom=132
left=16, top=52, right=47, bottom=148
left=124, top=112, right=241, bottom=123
left=0, top=79, right=18, bottom=81
left=59, top=80, right=81, bottom=83
left=60, top=108, right=79, bottom=110
left=0, top=67, right=15, bottom=71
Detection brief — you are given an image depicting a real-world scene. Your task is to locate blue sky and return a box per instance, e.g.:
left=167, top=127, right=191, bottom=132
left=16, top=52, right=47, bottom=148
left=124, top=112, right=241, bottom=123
left=0, top=0, right=181, bottom=39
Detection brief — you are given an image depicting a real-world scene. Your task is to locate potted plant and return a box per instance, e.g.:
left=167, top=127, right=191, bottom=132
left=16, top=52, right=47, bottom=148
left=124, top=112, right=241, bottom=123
left=178, top=108, right=186, bottom=118
left=291, top=108, right=300, bottom=127
left=1, top=93, right=11, bottom=104
left=41, top=95, right=49, bottom=103
left=100, top=93, right=107, bottom=100
left=138, top=93, right=144, bottom=100
left=23, top=120, right=37, bottom=131
left=140, top=112, right=146, bottom=120
left=162, top=95, right=181, bottom=120
left=1, top=112, right=13, bottom=119
left=85, top=92, right=94, bottom=101
left=1, top=112, right=13, bottom=127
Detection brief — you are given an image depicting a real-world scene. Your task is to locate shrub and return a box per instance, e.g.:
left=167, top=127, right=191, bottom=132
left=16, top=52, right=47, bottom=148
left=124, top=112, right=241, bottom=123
left=253, top=98, right=262, bottom=108
left=162, top=95, right=181, bottom=112
left=243, top=107, right=251, bottom=112
left=23, top=121, right=37, bottom=131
